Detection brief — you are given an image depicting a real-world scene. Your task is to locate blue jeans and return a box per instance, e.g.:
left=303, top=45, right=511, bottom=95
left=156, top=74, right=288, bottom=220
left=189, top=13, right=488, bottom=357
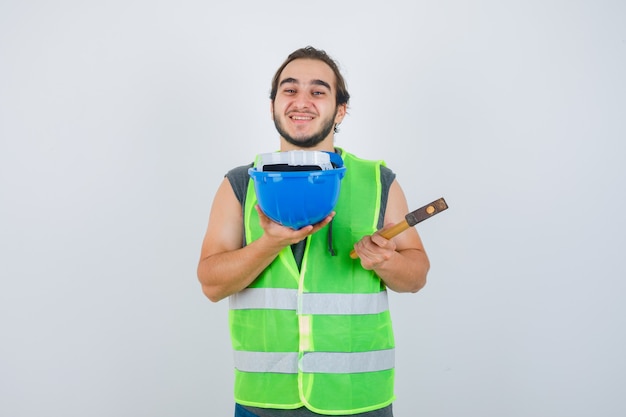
left=235, top=404, right=260, bottom=417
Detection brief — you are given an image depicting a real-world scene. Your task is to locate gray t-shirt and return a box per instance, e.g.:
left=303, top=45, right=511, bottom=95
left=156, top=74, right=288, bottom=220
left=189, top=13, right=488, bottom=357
left=225, top=160, right=396, bottom=417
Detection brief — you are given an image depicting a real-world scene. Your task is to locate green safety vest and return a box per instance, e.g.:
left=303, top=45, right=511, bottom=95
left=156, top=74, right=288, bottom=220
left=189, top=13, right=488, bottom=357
left=230, top=149, right=395, bottom=415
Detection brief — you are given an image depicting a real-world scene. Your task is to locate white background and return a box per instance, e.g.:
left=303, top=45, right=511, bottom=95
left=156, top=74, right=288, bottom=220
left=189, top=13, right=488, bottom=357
left=1, top=1, right=625, bottom=416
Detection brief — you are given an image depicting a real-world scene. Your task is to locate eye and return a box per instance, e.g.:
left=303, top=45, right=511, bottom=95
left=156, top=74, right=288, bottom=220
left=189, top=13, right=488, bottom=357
left=312, top=91, right=326, bottom=96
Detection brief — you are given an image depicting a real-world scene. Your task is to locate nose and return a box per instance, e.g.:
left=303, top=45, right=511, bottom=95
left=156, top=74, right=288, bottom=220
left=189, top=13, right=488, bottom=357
left=292, top=91, right=310, bottom=110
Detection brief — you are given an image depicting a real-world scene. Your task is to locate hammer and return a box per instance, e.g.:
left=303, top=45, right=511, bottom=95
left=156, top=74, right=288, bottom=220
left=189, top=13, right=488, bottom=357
left=349, top=197, right=448, bottom=259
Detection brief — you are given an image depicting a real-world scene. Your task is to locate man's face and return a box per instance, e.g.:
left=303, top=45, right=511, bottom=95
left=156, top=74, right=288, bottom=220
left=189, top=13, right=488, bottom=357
left=271, top=58, right=346, bottom=149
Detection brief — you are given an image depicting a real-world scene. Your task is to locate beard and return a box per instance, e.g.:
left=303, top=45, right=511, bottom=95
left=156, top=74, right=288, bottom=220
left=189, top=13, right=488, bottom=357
left=273, top=109, right=337, bottom=148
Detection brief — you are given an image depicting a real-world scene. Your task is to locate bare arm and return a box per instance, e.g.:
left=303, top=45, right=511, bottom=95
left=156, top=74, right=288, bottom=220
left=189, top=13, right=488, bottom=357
left=352, top=179, right=430, bottom=293
left=197, top=177, right=334, bottom=302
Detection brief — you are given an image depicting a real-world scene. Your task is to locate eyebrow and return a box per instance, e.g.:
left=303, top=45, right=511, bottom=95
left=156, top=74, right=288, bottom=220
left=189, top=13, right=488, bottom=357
left=279, top=77, right=332, bottom=91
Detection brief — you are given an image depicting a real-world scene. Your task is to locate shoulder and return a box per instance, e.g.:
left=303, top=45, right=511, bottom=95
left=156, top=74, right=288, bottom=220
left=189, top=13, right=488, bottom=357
left=338, top=149, right=393, bottom=173
left=337, top=148, right=396, bottom=189
left=226, top=163, right=253, bottom=179
left=225, top=163, right=253, bottom=205
left=380, top=165, right=396, bottom=185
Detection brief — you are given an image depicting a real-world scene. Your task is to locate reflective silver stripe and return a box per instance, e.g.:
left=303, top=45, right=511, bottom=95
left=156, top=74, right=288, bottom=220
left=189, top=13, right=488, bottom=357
left=232, top=349, right=395, bottom=374
left=229, top=288, right=297, bottom=310
left=233, top=351, right=298, bottom=374
left=299, top=291, right=389, bottom=315
left=301, top=349, right=395, bottom=374
left=230, top=288, right=389, bottom=315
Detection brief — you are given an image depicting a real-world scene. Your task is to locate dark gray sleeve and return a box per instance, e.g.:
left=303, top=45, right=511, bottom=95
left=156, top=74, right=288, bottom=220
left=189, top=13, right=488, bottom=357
left=225, top=163, right=253, bottom=247
left=225, top=163, right=253, bottom=206
left=378, top=165, right=396, bottom=229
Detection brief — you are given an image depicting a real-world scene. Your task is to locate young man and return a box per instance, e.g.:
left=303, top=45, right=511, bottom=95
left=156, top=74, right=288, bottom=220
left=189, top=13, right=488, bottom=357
left=197, top=46, right=430, bottom=417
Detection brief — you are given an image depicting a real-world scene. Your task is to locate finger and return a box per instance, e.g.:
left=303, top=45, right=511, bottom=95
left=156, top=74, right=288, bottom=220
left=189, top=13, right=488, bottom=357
left=255, top=204, right=271, bottom=222
left=293, top=224, right=314, bottom=237
left=309, top=211, right=335, bottom=233
left=355, top=236, right=374, bottom=257
left=371, top=233, right=396, bottom=251
left=378, top=222, right=397, bottom=233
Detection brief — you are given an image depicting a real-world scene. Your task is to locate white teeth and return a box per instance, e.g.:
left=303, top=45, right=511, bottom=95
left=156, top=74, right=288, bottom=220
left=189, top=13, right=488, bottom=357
left=291, top=116, right=312, bottom=120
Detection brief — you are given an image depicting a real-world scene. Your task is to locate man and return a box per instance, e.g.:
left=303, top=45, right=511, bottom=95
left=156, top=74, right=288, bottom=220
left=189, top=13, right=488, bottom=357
left=197, top=46, right=430, bottom=417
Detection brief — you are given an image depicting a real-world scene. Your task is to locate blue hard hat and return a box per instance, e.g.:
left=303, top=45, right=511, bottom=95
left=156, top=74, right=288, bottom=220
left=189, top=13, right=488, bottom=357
left=248, top=152, right=346, bottom=229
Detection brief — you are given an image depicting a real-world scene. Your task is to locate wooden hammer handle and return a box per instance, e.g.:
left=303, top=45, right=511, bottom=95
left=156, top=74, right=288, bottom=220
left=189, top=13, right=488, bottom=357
left=349, top=219, right=410, bottom=259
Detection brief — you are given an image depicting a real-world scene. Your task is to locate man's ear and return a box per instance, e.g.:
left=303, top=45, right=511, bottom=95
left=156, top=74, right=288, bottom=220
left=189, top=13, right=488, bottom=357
left=335, top=103, right=347, bottom=124
left=270, top=100, right=274, bottom=120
